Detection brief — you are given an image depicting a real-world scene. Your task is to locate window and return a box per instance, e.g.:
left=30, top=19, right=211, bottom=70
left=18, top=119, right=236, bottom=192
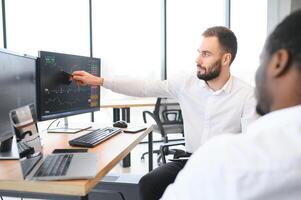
left=167, top=0, right=226, bottom=76
left=6, top=0, right=91, bottom=128
left=6, top=0, right=89, bottom=56
left=230, top=0, right=267, bottom=85
left=92, top=0, right=161, bottom=99
left=92, top=0, right=161, bottom=124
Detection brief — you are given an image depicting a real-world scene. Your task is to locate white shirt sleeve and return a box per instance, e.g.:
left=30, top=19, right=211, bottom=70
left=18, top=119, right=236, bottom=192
left=102, top=73, right=188, bottom=98
left=162, top=110, right=301, bottom=200
left=160, top=137, right=230, bottom=200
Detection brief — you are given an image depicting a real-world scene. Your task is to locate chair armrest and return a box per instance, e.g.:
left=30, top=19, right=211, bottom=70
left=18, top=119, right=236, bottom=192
left=160, top=141, right=185, bottom=164
left=142, top=110, right=165, bottom=134
left=142, top=111, right=154, bottom=123
left=160, top=141, right=185, bottom=148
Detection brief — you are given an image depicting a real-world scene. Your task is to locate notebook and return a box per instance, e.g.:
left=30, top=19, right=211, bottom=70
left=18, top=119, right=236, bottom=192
left=9, top=104, right=97, bottom=181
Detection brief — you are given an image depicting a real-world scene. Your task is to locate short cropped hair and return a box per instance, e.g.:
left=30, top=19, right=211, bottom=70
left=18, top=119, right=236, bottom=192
left=265, top=9, right=301, bottom=70
left=202, top=26, right=237, bottom=64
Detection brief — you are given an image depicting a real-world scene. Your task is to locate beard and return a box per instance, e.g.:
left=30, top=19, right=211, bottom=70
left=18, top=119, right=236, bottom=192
left=197, top=59, right=222, bottom=81
left=255, top=61, right=272, bottom=116
left=255, top=87, right=272, bottom=116
left=256, top=104, right=267, bottom=116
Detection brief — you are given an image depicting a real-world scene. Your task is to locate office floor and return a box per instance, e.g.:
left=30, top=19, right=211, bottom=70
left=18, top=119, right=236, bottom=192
left=1, top=133, right=184, bottom=200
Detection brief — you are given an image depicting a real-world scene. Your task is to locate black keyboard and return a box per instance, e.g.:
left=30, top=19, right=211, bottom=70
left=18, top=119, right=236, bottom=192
left=68, top=127, right=122, bottom=148
left=33, top=154, right=73, bottom=177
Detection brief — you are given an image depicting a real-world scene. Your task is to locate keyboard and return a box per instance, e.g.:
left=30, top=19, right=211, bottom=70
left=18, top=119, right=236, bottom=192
left=33, top=154, right=73, bottom=177
left=21, top=155, right=42, bottom=177
left=68, top=127, right=122, bottom=148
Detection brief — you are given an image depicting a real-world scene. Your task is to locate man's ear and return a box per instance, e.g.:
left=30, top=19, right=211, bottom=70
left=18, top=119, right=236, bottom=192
left=222, top=53, right=231, bottom=66
left=269, top=49, right=290, bottom=77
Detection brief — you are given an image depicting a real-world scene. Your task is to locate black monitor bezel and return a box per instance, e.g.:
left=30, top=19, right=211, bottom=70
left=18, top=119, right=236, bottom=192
left=36, top=51, right=100, bottom=121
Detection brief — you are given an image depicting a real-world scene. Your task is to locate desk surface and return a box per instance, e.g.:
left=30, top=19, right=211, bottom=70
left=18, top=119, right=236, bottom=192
left=0, top=125, right=153, bottom=196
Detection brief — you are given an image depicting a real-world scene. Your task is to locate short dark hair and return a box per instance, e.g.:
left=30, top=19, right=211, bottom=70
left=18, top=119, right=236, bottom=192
left=265, top=10, right=301, bottom=70
left=202, top=26, right=237, bottom=64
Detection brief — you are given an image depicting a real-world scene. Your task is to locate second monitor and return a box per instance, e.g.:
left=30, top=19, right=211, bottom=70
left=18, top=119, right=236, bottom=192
left=37, top=51, right=100, bottom=132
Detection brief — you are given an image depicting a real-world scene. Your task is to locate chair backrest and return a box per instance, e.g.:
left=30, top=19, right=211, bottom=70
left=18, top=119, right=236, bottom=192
left=154, top=98, right=183, bottom=125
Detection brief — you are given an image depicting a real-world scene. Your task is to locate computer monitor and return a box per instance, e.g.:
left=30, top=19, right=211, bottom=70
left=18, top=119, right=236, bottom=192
left=0, top=49, right=36, bottom=158
left=36, top=51, right=100, bottom=132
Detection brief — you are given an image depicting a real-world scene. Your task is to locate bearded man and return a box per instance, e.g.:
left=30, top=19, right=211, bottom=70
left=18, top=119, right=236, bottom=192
left=72, top=26, right=258, bottom=200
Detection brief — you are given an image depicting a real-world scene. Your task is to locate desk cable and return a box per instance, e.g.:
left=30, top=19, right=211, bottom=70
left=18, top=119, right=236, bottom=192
left=24, top=135, right=40, bottom=143
left=46, top=118, right=60, bottom=131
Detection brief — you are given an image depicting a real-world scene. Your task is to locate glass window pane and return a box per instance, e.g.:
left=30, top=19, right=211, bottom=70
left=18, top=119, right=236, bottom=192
left=92, top=0, right=161, bottom=124
left=6, top=0, right=89, bottom=56
left=6, top=0, right=90, bottom=128
left=0, top=1, right=3, bottom=48
left=231, top=0, right=267, bottom=85
left=167, top=0, right=226, bottom=75
left=92, top=0, right=161, bottom=102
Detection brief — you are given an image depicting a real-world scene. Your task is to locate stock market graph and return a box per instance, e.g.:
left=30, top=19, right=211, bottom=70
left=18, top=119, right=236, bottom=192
left=37, top=51, right=100, bottom=121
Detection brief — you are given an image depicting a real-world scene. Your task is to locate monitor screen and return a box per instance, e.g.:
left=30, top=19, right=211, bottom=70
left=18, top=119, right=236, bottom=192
left=0, top=49, right=36, bottom=143
left=37, top=51, right=100, bottom=121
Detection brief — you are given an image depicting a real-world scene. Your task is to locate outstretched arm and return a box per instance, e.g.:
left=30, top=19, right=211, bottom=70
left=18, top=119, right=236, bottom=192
left=72, top=71, right=103, bottom=86
left=71, top=70, right=179, bottom=98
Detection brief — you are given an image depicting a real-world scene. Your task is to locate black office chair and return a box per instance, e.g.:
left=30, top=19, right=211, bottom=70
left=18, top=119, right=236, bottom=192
left=141, top=97, right=185, bottom=165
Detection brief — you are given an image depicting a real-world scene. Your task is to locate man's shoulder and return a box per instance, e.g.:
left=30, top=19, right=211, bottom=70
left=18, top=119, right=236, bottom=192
left=193, top=132, right=264, bottom=168
left=193, top=134, right=246, bottom=162
left=197, top=115, right=300, bottom=168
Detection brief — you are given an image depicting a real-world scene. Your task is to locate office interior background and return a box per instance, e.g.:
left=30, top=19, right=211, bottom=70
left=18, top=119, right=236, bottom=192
left=0, top=0, right=300, bottom=172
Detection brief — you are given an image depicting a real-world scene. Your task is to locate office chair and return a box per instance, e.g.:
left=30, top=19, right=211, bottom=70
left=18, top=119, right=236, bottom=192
left=141, top=97, right=185, bottom=165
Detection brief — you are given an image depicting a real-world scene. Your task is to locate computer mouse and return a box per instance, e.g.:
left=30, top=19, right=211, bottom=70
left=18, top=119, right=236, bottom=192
left=113, top=120, right=128, bottom=128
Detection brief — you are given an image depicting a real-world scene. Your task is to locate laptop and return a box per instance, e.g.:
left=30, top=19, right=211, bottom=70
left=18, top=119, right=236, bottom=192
left=9, top=104, right=97, bottom=181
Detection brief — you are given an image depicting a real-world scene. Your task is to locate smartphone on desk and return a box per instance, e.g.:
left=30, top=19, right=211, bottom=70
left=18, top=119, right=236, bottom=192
left=52, top=148, right=88, bottom=154
left=124, top=126, right=147, bottom=134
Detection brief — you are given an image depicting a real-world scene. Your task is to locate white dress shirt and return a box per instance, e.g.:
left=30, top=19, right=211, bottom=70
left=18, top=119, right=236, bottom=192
left=161, top=105, right=301, bottom=200
left=103, top=72, right=258, bottom=153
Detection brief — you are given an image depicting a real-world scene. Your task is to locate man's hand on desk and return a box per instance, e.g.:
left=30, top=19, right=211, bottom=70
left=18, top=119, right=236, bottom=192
left=72, top=70, right=104, bottom=86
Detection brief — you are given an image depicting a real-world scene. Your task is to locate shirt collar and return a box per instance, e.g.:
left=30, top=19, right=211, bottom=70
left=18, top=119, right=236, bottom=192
left=199, top=75, right=233, bottom=95
left=219, top=75, right=233, bottom=94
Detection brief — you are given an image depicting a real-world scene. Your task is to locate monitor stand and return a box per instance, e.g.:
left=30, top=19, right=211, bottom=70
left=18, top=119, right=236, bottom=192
left=0, top=137, right=19, bottom=160
left=47, top=117, right=92, bottom=134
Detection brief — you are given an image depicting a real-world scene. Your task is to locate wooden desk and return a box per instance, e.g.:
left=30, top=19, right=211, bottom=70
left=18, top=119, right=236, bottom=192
left=0, top=125, right=153, bottom=199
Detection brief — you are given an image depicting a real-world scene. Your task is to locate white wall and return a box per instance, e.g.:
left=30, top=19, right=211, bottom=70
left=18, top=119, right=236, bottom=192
left=230, top=0, right=267, bottom=85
